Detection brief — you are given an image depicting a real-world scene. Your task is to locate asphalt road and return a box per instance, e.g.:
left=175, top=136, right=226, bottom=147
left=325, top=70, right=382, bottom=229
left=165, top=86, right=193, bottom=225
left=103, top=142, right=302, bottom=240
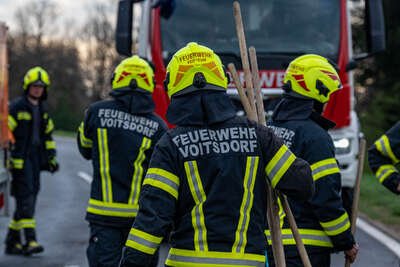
left=0, top=137, right=398, bottom=267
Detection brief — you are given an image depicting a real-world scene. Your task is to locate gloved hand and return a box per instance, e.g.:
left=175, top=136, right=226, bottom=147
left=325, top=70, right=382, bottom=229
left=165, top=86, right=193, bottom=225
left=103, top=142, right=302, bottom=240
left=152, top=0, right=175, bottom=19
left=48, top=157, right=59, bottom=173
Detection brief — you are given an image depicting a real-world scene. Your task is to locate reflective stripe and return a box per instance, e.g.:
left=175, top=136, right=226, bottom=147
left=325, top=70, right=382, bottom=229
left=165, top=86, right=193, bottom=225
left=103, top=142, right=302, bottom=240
left=87, top=198, right=138, bottom=217
left=311, top=158, right=340, bottom=181
left=143, top=168, right=180, bottom=199
left=97, top=129, right=113, bottom=202
left=166, top=248, right=265, bottom=267
left=320, top=212, right=350, bottom=236
left=376, top=164, right=398, bottom=183
left=9, top=219, right=21, bottom=230
left=265, top=144, right=296, bottom=188
left=45, top=118, right=55, bottom=134
left=19, top=219, right=36, bottom=229
left=11, top=158, right=24, bottom=169
left=184, top=161, right=208, bottom=252
left=129, top=137, right=152, bottom=205
left=17, top=111, right=31, bottom=120
left=232, top=156, right=259, bottom=253
left=375, top=135, right=400, bottom=163
left=265, top=228, right=333, bottom=248
left=125, top=228, right=162, bottom=255
left=78, top=122, right=92, bottom=148
left=8, top=115, right=17, bottom=131
left=45, top=140, right=56, bottom=150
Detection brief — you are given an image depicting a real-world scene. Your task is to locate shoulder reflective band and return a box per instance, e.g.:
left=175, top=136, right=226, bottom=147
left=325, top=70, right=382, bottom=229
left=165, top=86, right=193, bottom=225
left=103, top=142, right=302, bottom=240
left=125, top=228, right=163, bottom=255
left=129, top=137, right=152, bottom=205
left=265, top=228, right=333, bottom=248
left=8, top=115, right=17, bottom=131
left=17, top=111, right=32, bottom=120
left=143, top=168, right=180, bottom=199
left=78, top=122, right=93, bottom=148
left=45, top=140, right=56, bottom=150
left=319, top=212, right=350, bottom=236
left=265, top=144, right=296, bottom=188
left=11, top=158, right=24, bottom=169
left=232, top=156, right=259, bottom=253
left=376, top=164, right=398, bottom=183
left=310, top=158, right=340, bottom=181
left=97, top=128, right=113, bottom=202
left=375, top=135, right=400, bottom=164
left=45, top=118, right=55, bottom=134
left=166, top=248, right=265, bottom=267
left=184, top=160, right=208, bottom=252
left=87, top=198, right=138, bottom=217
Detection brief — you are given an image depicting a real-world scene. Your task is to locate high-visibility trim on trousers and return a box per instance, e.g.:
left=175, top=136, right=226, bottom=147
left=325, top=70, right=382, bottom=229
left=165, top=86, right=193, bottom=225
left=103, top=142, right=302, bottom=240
left=8, top=115, right=17, bottom=131
left=320, top=212, right=350, bottom=236
left=87, top=198, right=138, bottom=217
left=125, top=228, right=163, bottom=255
left=143, top=168, right=180, bottom=199
left=97, top=128, right=113, bottom=202
left=129, top=137, right=152, bottom=205
left=78, top=122, right=92, bottom=148
left=165, top=248, right=265, bottom=267
left=265, top=144, right=296, bottom=188
left=45, top=140, right=56, bottom=150
left=376, top=164, right=398, bottom=183
left=184, top=160, right=208, bottom=252
left=265, top=228, right=333, bottom=248
left=9, top=219, right=36, bottom=230
left=311, top=158, right=340, bottom=181
left=375, top=135, right=399, bottom=163
left=11, top=158, right=24, bottom=169
left=232, top=156, right=259, bottom=254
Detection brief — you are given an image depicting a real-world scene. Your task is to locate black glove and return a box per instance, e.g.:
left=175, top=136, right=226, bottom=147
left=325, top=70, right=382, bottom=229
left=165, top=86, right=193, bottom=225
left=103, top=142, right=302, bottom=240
left=152, top=0, right=175, bottom=19
left=48, top=157, right=59, bottom=173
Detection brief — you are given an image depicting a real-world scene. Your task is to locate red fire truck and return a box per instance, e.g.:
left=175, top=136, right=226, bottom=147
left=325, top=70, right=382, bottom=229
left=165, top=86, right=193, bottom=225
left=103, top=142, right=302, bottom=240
left=115, top=0, right=385, bottom=208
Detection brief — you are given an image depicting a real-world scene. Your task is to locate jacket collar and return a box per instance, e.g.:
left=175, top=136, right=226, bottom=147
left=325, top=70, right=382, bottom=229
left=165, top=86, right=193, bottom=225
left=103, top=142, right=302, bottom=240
left=166, top=91, right=236, bottom=126
left=109, top=90, right=154, bottom=114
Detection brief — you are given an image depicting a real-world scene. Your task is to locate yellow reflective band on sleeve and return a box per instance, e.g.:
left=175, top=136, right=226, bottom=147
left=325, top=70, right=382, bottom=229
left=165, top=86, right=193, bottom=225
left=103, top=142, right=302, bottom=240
left=129, top=137, right=152, bottom=205
left=320, top=212, right=350, bottom=236
left=11, top=158, right=24, bottom=169
left=17, top=111, right=32, bottom=120
left=143, top=168, right=180, bottom=199
left=8, top=115, right=18, bottom=131
left=45, top=118, right=55, bottom=134
left=45, top=140, right=56, bottom=150
left=232, top=156, right=259, bottom=254
left=184, top=161, right=208, bottom=252
left=97, top=129, right=113, bottom=202
left=265, top=144, right=296, bottom=188
left=265, top=228, right=333, bottom=248
left=375, top=135, right=400, bottom=164
left=19, top=219, right=36, bottom=229
left=166, top=248, right=265, bottom=267
left=311, top=158, right=340, bottom=181
left=125, top=228, right=163, bottom=255
left=78, top=122, right=93, bottom=148
left=376, top=164, right=398, bottom=183
left=87, top=198, right=138, bottom=217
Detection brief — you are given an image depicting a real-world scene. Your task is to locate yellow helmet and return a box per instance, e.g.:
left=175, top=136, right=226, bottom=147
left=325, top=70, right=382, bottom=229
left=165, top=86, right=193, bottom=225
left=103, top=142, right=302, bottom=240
left=283, top=54, right=342, bottom=103
left=23, top=67, right=50, bottom=91
left=165, top=42, right=228, bottom=98
left=111, top=55, right=155, bottom=93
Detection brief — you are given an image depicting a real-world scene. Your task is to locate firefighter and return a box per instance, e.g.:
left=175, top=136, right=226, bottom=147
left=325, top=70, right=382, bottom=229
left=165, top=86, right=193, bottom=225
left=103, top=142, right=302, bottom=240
left=77, top=55, right=168, bottom=267
left=5, top=67, right=59, bottom=255
left=368, top=122, right=400, bottom=194
left=267, top=54, right=358, bottom=266
left=119, top=42, right=314, bottom=267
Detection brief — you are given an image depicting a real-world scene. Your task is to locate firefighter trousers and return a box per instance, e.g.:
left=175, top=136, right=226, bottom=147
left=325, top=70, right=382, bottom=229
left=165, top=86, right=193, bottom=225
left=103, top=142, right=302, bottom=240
left=268, top=252, right=331, bottom=267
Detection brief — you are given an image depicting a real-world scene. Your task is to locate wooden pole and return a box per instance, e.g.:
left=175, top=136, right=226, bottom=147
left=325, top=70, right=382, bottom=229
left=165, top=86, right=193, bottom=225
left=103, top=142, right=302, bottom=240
left=248, top=47, right=266, bottom=126
left=344, top=138, right=366, bottom=267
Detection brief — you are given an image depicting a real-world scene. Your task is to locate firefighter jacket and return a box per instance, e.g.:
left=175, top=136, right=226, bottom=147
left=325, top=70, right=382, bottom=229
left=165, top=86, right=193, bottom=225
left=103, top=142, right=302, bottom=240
left=8, top=96, right=57, bottom=174
left=368, top=121, right=400, bottom=194
left=267, top=97, right=355, bottom=257
left=77, top=91, right=168, bottom=228
left=120, top=91, right=314, bottom=267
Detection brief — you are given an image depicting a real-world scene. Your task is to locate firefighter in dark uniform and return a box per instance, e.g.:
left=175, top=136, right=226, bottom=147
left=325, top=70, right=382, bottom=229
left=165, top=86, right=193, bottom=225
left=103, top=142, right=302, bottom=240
left=267, top=54, right=358, bottom=266
left=119, top=42, right=314, bottom=267
left=368, top=122, right=400, bottom=194
left=5, top=67, right=59, bottom=255
left=77, top=55, right=168, bottom=267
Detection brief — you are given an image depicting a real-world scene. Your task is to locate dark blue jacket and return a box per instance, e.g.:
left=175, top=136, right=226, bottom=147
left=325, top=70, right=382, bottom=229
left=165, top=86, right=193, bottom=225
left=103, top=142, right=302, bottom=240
left=77, top=91, right=168, bottom=228
left=368, top=121, right=400, bottom=194
left=120, top=91, right=314, bottom=267
left=268, top=97, right=355, bottom=257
